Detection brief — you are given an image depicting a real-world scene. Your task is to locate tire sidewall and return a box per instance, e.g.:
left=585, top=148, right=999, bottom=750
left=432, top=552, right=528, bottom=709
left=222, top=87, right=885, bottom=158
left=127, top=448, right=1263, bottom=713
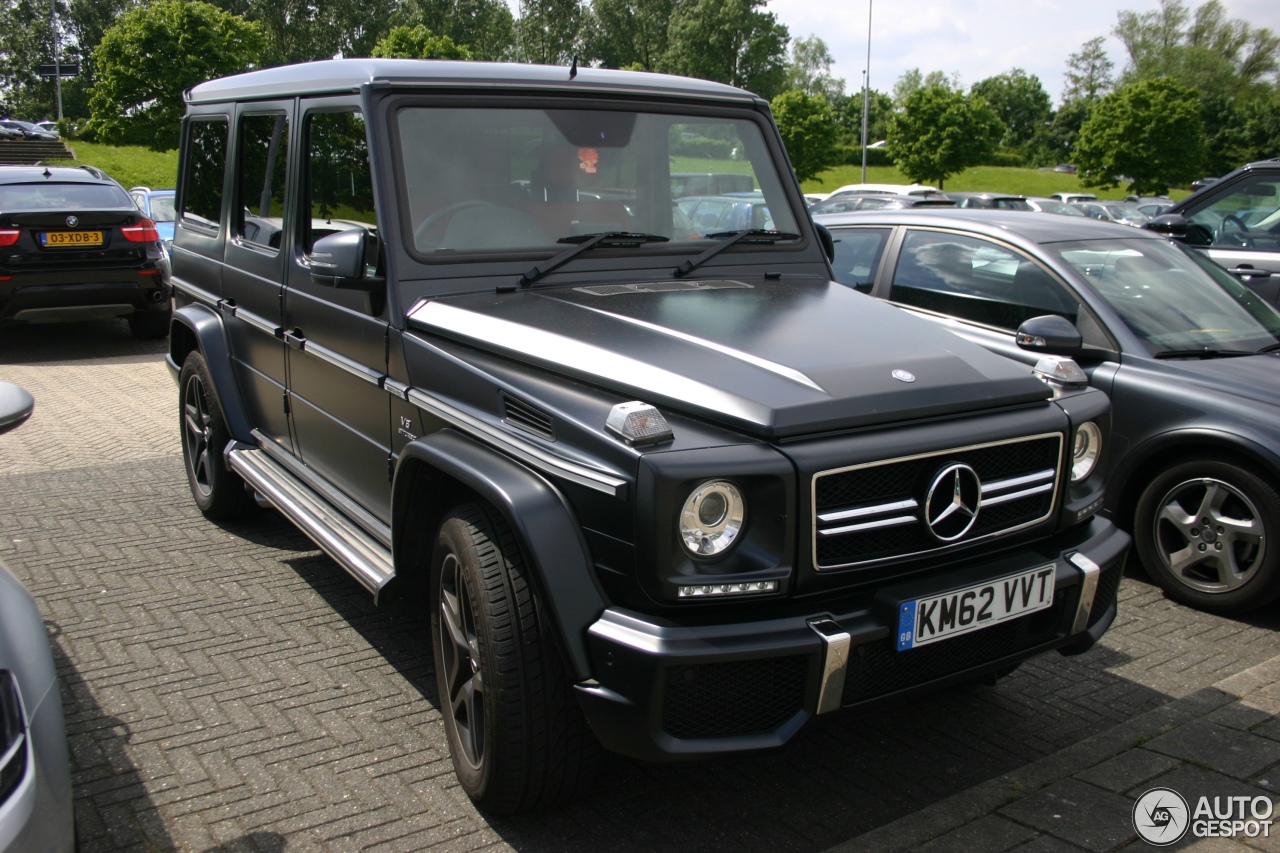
left=1135, top=457, right=1280, bottom=612
left=179, top=351, right=252, bottom=519
left=430, top=513, right=498, bottom=799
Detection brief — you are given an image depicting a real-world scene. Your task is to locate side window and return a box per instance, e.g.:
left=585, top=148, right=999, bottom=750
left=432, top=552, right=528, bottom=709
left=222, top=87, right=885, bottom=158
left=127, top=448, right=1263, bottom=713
left=238, top=113, right=290, bottom=249
left=830, top=228, right=890, bottom=292
left=304, top=110, right=377, bottom=253
left=181, top=118, right=228, bottom=228
left=1184, top=175, right=1280, bottom=248
left=890, top=230, right=1077, bottom=330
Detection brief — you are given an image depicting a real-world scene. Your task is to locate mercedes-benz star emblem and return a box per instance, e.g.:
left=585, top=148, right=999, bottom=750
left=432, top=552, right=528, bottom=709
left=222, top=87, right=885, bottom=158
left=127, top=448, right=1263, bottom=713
left=891, top=369, right=915, bottom=383
left=925, top=463, right=982, bottom=541
left=66, top=215, right=78, bottom=227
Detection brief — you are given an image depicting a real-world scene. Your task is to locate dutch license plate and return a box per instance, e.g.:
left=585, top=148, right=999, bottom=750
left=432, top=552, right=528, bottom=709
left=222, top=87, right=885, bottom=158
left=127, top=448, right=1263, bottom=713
left=41, top=230, right=103, bottom=247
left=896, top=564, right=1055, bottom=651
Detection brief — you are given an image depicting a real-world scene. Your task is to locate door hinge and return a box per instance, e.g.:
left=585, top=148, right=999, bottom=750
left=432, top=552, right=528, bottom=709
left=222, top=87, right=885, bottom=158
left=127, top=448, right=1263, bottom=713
left=387, top=454, right=395, bottom=483
left=282, top=392, right=291, bottom=415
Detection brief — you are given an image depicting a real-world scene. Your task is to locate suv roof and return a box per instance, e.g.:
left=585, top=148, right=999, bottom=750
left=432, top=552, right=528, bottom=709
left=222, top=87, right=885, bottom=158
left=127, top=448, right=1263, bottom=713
left=0, top=165, right=114, bottom=186
left=186, top=58, right=758, bottom=104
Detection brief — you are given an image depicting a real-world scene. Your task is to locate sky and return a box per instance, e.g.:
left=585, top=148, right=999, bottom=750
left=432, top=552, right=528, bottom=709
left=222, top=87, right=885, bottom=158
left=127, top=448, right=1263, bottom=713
left=766, top=0, right=1280, bottom=106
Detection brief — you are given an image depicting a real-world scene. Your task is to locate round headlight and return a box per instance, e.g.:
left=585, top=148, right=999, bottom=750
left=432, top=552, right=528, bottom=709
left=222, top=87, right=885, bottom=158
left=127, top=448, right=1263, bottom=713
left=679, top=480, right=745, bottom=557
left=1071, top=421, right=1102, bottom=482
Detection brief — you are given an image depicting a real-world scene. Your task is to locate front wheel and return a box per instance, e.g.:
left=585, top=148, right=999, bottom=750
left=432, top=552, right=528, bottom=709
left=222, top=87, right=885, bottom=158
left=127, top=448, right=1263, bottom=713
left=1134, top=456, right=1280, bottom=613
left=179, top=351, right=256, bottom=520
left=431, top=503, right=597, bottom=813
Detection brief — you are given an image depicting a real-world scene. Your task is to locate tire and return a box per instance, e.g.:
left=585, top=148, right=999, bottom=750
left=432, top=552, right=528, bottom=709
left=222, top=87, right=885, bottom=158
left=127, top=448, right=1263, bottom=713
left=1134, top=456, right=1280, bottom=613
left=128, top=310, right=170, bottom=340
left=179, top=351, right=256, bottom=520
left=431, top=502, right=598, bottom=813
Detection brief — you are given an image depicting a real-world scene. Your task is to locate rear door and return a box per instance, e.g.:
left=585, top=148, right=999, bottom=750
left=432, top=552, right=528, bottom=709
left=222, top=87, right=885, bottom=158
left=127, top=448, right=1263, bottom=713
left=1177, top=169, right=1280, bottom=303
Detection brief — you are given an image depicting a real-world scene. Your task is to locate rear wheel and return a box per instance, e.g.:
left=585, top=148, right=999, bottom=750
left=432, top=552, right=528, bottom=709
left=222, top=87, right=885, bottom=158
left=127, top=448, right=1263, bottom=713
left=431, top=502, right=598, bottom=813
left=1134, top=456, right=1280, bottom=613
left=179, top=351, right=256, bottom=520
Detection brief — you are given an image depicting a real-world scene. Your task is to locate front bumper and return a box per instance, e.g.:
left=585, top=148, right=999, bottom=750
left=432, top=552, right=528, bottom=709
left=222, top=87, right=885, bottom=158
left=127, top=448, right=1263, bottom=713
left=575, top=516, right=1128, bottom=762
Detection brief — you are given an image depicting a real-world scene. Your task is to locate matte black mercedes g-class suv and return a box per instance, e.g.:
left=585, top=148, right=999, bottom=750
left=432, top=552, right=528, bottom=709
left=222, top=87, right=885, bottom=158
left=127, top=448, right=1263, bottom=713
left=168, top=59, right=1128, bottom=813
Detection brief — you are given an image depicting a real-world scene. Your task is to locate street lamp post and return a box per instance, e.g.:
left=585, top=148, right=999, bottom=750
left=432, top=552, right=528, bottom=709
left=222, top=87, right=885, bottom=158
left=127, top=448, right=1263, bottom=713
left=51, top=0, right=63, bottom=121
left=860, top=0, right=872, bottom=182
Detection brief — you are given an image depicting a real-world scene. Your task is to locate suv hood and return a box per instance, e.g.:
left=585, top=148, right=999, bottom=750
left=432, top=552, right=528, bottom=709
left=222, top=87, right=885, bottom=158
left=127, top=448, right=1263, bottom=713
left=408, top=279, right=1051, bottom=438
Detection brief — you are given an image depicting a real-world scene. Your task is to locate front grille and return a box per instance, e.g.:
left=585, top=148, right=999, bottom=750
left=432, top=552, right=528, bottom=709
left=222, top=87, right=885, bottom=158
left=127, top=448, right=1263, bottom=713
left=813, top=434, right=1063, bottom=570
left=841, top=594, right=1071, bottom=706
left=663, top=655, right=808, bottom=739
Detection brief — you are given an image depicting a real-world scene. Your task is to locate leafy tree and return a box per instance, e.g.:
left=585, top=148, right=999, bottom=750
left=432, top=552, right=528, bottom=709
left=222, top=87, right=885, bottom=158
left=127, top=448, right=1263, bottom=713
left=1062, top=36, right=1116, bottom=103
left=517, top=0, right=583, bottom=66
left=970, top=68, right=1051, bottom=151
left=580, top=0, right=673, bottom=71
left=86, top=0, right=265, bottom=150
left=891, top=68, right=960, bottom=108
left=1073, top=77, right=1205, bottom=194
left=885, top=84, right=1003, bottom=189
left=663, top=0, right=790, bottom=101
left=394, top=0, right=515, bottom=61
left=785, top=35, right=843, bottom=102
left=371, top=24, right=471, bottom=59
left=770, top=90, right=838, bottom=182
left=832, top=87, right=892, bottom=146
left=1026, top=98, right=1093, bottom=167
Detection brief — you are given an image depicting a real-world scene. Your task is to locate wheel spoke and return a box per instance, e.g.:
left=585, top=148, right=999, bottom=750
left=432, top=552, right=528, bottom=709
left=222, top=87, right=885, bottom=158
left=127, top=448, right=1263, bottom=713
left=1158, top=500, right=1196, bottom=537
left=1166, top=543, right=1206, bottom=579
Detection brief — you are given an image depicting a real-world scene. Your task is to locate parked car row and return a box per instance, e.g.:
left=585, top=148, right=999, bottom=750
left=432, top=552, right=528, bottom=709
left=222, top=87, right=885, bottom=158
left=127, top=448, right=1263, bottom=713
left=0, top=119, right=59, bottom=141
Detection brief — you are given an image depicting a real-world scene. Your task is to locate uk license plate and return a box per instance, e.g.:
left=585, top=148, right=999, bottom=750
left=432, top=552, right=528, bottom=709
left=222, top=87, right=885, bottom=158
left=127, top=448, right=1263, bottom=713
left=896, top=564, right=1055, bottom=651
left=40, top=230, right=103, bottom=247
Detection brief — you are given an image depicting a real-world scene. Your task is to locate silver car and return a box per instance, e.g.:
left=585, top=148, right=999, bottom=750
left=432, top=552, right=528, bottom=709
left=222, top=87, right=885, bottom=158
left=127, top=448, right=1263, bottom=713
left=0, top=383, right=75, bottom=853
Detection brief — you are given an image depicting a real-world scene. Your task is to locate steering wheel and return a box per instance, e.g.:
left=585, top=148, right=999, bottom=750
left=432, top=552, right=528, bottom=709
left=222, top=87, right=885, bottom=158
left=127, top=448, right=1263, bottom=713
left=413, top=200, right=495, bottom=250
left=1218, top=214, right=1253, bottom=248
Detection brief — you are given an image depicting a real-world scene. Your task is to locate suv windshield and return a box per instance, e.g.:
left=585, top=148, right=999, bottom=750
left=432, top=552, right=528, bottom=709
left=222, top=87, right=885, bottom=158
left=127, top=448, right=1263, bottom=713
left=1053, top=237, right=1280, bottom=353
left=394, top=106, right=798, bottom=255
left=0, top=182, right=132, bottom=210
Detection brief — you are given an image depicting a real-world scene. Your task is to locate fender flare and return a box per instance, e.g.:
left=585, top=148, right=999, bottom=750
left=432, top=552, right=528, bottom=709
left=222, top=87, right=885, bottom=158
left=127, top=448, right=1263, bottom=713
left=1109, top=425, right=1280, bottom=513
left=394, top=429, right=606, bottom=680
left=170, top=302, right=254, bottom=443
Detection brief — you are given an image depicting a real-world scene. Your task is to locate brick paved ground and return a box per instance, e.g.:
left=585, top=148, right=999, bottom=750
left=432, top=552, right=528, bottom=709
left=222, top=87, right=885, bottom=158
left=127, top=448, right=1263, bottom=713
left=2, top=320, right=1278, bottom=852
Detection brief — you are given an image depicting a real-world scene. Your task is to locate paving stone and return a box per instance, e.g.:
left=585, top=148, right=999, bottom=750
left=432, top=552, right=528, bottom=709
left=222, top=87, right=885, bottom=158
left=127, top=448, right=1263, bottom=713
left=1147, top=721, right=1280, bottom=780
left=1075, top=748, right=1182, bottom=794
left=997, top=778, right=1137, bottom=852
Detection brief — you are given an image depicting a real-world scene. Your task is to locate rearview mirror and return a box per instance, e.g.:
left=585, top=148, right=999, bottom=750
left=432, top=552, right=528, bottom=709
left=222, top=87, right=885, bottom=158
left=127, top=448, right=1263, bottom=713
left=815, top=223, right=835, bottom=263
left=1016, top=315, right=1083, bottom=357
left=0, top=382, right=34, bottom=435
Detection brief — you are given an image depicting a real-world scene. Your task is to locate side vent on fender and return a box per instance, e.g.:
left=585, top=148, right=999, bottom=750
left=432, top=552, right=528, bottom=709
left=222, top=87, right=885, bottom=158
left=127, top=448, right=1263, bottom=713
left=501, top=392, right=555, bottom=441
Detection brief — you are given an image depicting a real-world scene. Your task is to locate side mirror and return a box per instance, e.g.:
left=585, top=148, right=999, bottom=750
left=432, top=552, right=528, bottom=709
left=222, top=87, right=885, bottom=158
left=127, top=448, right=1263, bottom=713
left=814, top=222, right=835, bottom=263
left=1144, top=213, right=1190, bottom=241
left=1016, top=315, right=1083, bottom=357
left=0, top=382, right=34, bottom=435
left=307, top=229, right=384, bottom=291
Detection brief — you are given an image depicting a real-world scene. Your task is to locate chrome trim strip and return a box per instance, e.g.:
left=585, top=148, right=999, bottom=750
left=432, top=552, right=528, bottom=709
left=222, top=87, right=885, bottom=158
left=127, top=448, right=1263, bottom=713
left=233, top=306, right=281, bottom=338
left=1068, top=552, right=1101, bottom=634
left=302, top=340, right=385, bottom=385
left=809, top=619, right=850, bottom=715
left=818, top=498, right=919, bottom=524
left=171, top=278, right=220, bottom=306
left=383, top=378, right=410, bottom=400
left=982, top=469, right=1055, bottom=493
left=406, top=388, right=627, bottom=497
left=569, top=301, right=825, bottom=392
left=409, top=301, right=779, bottom=427
left=981, top=482, right=1054, bottom=507
left=819, top=515, right=917, bottom=536
left=812, top=432, right=1064, bottom=571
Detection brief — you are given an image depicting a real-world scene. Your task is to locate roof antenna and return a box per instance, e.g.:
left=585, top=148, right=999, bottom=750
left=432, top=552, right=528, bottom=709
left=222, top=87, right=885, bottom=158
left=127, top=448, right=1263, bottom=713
left=569, top=55, right=578, bottom=80
left=42, top=167, right=52, bottom=178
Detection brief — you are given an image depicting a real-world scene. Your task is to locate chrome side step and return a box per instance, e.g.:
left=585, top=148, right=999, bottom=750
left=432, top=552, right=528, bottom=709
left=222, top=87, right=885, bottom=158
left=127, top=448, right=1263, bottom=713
left=226, top=444, right=395, bottom=598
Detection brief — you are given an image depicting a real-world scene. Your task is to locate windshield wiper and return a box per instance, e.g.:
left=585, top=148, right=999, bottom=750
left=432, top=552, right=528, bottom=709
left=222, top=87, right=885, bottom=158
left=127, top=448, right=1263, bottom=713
left=1257, top=341, right=1280, bottom=354
left=674, top=229, right=801, bottom=278
left=1153, top=348, right=1255, bottom=359
left=515, top=232, right=668, bottom=289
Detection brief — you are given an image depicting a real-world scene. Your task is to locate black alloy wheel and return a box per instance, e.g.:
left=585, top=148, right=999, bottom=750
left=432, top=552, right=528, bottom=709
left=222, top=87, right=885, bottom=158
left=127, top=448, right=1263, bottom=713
left=1135, top=456, right=1280, bottom=613
left=179, top=351, right=256, bottom=519
left=430, top=503, right=597, bottom=813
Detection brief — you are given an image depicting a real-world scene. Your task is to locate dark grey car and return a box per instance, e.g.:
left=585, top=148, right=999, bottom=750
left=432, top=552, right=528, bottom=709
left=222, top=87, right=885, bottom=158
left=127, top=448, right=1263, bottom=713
left=817, top=208, right=1280, bottom=613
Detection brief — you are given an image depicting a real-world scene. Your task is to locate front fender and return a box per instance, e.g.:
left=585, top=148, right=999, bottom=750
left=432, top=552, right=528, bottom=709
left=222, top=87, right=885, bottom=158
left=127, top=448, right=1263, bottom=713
left=393, top=429, right=606, bottom=680
left=168, top=302, right=253, bottom=443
